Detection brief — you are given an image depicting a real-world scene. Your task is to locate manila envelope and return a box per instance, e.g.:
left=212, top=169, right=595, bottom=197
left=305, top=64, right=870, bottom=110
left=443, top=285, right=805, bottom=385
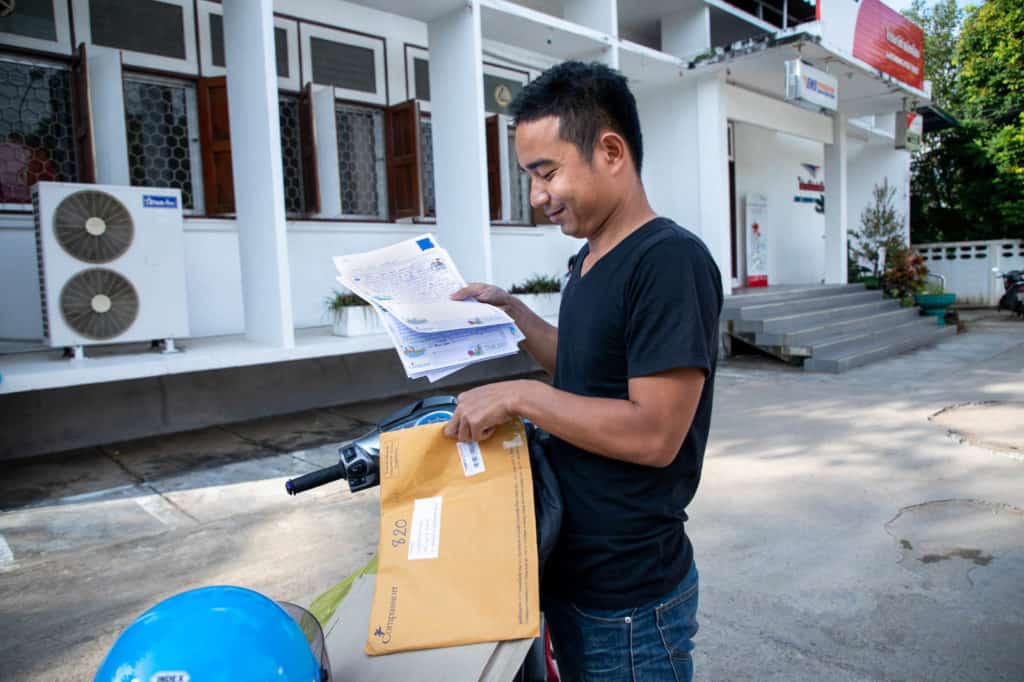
left=365, top=419, right=540, bottom=655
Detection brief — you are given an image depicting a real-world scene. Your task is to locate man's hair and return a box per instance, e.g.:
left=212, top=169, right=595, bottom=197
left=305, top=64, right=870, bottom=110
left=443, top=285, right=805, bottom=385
left=510, top=61, right=644, bottom=174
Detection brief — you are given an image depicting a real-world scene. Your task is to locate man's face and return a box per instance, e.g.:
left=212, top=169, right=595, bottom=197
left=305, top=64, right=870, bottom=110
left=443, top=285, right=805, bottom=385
left=514, top=116, right=618, bottom=240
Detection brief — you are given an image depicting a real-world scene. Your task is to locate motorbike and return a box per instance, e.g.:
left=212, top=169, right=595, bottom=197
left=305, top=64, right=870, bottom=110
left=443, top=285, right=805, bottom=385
left=993, top=268, right=1024, bottom=318
left=285, top=396, right=559, bottom=682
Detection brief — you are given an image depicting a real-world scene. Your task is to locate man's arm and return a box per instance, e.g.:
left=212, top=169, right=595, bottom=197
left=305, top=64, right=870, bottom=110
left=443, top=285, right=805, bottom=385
left=451, top=284, right=558, bottom=375
left=444, top=367, right=705, bottom=468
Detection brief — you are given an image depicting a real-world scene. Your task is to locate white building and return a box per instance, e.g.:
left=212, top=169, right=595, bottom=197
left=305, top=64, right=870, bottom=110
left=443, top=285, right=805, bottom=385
left=0, top=0, right=927, bottom=457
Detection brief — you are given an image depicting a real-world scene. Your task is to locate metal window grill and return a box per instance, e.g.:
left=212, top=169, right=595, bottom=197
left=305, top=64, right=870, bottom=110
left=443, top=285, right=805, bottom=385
left=335, top=103, right=386, bottom=219
left=0, top=59, right=77, bottom=204
left=124, top=77, right=198, bottom=210
left=278, top=95, right=305, bottom=215
left=419, top=116, right=435, bottom=217
left=507, top=126, right=531, bottom=223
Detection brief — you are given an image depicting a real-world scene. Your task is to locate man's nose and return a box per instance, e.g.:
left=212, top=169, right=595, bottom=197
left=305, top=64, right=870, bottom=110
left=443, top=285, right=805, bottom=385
left=529, top=179, right=549, bottom=208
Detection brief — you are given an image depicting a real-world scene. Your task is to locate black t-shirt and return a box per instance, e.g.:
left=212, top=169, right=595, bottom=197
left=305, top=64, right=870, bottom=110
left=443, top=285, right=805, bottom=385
left=544, top=217, right=723, bottom=610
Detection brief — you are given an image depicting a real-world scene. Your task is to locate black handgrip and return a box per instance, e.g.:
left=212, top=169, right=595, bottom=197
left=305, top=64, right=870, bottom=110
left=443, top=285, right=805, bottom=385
left=285, top=462, right=347, bottom=495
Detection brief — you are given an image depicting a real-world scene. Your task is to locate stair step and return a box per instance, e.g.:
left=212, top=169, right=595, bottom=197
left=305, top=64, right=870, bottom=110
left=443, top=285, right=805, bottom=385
left=724, top=284, right=866, bottom=310
left=802, top=317, right=940, bottom=358
left=803, top=325, right=957, bottom=373
left=756, top=307, right=921, bottom=347
left=734, top=300, right=899, bottom=334
left=729, top=290, right=883, bottom=321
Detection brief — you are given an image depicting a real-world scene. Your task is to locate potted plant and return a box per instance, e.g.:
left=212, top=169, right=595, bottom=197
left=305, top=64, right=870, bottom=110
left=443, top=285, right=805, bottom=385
left=324, top=289, right=381, bottom=337
left=914, top=276, right=957, bottom=326
left=881, top=243, right=929, bottom=307
left=850, top=179, right=906, bottom=288
left=510, top=274, right=561, bottom=318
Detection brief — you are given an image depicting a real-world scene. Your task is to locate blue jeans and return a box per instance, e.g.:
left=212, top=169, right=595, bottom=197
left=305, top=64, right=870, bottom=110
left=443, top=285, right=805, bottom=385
left=544, top=561, right=699, bottom=682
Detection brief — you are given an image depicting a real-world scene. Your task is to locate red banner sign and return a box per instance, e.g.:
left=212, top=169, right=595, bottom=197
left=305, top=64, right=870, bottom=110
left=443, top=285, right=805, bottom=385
left=818, top=0, right=925, bottom=91
left=852, top=0, right=924, bottom=90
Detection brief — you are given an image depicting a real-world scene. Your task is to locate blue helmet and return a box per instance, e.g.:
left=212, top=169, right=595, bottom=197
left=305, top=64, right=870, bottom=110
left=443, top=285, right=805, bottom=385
left=95, top=585, right=329, bottom=682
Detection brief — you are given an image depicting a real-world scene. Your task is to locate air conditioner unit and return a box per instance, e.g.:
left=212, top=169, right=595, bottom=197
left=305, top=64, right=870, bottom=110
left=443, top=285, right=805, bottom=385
left=32, top=182, right=190, bottom=350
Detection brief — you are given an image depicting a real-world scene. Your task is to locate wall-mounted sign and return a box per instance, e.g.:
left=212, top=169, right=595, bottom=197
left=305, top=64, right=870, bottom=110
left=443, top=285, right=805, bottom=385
left=785, top=60, right=839, bottom=112
left=797, top=163, right=825, bottom=193
left=817, top=0, right=925, bottom=91
left=894, top=111, right=923, bottom=152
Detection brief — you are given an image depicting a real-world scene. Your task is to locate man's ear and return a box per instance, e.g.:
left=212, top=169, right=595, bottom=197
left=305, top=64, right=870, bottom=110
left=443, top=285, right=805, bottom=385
left=597, top=131, right=628, bottom=174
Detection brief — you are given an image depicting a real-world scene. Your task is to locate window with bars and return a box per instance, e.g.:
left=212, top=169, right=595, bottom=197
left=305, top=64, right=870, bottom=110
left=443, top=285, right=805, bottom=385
left=507, top=126, right=531, bottom=224
left=0, top=58, right=77, bottom=204
left=335, top=103, right=386, bottom=219
left=124, top=76, right=201, bottom=210
left=419, top=117, right=435, bottom=217
left=279, top=95, right=306, bottom=215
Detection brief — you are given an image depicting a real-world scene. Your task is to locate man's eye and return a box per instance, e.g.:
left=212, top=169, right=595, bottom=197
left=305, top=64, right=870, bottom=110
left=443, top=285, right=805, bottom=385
left=544, top=170, right=556, bottom=181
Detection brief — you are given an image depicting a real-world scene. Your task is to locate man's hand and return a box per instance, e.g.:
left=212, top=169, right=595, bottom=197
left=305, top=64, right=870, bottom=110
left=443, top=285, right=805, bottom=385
left=443, top=380, right=532, bottom=443
left=451, top=283, right=513, bottom=313
left=452, top=282, right=559, bottom=375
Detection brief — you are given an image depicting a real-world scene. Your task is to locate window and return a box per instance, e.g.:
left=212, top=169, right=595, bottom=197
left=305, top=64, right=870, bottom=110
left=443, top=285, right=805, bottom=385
left=301, top=24, right=386, bottom=105
left=124, top=75, right=203, bottom=211
left=73, top=0, right=197, bottom=73
left=0, top=57, right=77, bottom=205
left=0, top=0, right=72, bottom=55
left=419, top=116, right=435, bottom=217
left=197, top=3, right=300, bottom=92
left=405, top=45, right=529, bottom=116
left=279, top=95, right=307, bottom=215
left=506, top=126, right=531, bottom=223
left=335, top=104, right=386, bottom=219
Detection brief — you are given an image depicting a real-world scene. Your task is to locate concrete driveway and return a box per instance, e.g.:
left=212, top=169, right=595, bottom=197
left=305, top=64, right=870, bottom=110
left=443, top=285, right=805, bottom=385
left=1, top=310, right=1022, bottom=681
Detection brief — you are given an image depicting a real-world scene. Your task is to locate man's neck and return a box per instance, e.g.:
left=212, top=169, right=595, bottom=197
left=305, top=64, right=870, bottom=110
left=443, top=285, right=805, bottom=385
left=586, top=185, right=657, bottom=261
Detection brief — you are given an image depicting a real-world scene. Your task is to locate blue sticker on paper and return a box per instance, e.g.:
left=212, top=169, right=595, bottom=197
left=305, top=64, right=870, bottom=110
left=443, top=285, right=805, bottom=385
left=143, top=195, right=179, bottom=209
left=416, top=237, right=434, bottom=251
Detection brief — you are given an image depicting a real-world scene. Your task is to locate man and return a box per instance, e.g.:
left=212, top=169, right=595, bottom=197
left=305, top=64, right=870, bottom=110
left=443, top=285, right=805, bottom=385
left=443, top=61, right=722, bottom=681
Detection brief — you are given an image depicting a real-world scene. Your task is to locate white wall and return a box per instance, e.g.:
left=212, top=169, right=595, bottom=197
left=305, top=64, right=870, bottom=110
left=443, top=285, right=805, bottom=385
left=636, top=81, right=703, bottom=238
left=733, top=122, right=826, bottom=285
left=490, top=227, right=581, bottom=291
left=0, top=216, right=42, bottom=340
left=847, top=139, right=912, bottom=246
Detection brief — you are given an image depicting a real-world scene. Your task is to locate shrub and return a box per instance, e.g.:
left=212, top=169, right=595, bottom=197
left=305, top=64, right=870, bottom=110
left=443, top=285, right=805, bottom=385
left=510, top=274, right=561, bottom=294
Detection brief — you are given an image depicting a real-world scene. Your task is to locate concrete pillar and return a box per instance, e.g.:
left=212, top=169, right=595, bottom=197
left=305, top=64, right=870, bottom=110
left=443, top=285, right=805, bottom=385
left=662, top=6, right=711, bottom=60
left=824, top=112, right=849, bottom=284
left=88, top=47, right=130, bottom=185
left=428, top=3, right=492, bottom=283
left=222, top=0, right=294, bottom=347
left=696, top=74, right=733, bottom=295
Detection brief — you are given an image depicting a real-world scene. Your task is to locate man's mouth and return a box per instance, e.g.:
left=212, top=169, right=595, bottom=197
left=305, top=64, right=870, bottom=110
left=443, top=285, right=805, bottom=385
left=546, top=207, right=566, bottom=220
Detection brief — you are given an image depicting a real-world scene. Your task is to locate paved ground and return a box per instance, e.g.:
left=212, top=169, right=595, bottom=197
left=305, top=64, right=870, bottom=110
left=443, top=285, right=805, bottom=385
left=1, top=309, right=1022, bottom=681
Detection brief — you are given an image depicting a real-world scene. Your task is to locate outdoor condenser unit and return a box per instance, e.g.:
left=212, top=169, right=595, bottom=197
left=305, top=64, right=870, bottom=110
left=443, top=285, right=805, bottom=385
left=32, top=182, right=190, bottom=350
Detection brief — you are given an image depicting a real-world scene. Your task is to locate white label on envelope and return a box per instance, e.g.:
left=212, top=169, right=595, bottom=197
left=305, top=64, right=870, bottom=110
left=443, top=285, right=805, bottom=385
left=408, top=496, right=442, bottom=560
left=457, top=441, right=486, bottom=477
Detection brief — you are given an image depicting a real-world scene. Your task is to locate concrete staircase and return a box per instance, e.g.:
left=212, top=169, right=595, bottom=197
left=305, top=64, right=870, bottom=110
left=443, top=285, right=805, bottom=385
left=722, top=284, right=957, bottom=373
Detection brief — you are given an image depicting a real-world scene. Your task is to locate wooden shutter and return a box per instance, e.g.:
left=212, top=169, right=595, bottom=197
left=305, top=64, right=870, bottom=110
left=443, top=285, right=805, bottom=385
left=385, top=99, right=423, bottom=220
left=299, top=83, right=321, bottom=215
left=485, top=115, right=501, bottom=221
left=197, top=76, right=234, bottom=214
left=71, top=43, right=97, bottom=184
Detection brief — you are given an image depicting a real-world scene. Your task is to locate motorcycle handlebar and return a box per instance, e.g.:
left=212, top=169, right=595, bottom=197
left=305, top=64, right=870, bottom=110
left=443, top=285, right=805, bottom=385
left=285, top=462, right=347, bottom=495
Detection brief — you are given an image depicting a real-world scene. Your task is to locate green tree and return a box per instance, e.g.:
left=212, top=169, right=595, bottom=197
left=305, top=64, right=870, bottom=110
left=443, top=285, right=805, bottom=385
left=957, top=0, right=1024, bottom=231
left=903, top=0, right=1024, bottom=242
left=904, top=0, right=963, bottom=112
left=851, top=179, right=906, bottom=276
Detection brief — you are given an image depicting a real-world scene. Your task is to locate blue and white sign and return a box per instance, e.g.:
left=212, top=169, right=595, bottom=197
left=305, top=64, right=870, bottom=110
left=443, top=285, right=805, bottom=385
left=785, top=60, right=839, bottom=112
left=143, top=195, right=179, bottom=209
